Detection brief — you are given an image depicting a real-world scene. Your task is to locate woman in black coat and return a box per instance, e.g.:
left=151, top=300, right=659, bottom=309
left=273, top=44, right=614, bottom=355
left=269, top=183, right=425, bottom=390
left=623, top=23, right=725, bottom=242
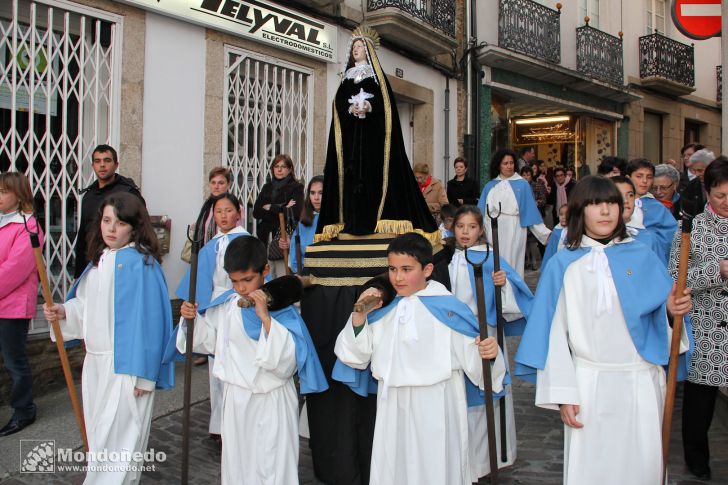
left=253, top=154, right=304, bottom=254
left=446, top=157, right=480, bottom=207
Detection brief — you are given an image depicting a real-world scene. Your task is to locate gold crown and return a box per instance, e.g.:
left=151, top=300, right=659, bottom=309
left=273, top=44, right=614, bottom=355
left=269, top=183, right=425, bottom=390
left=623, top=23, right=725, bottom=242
left=352, top=24, right=380, bottom=48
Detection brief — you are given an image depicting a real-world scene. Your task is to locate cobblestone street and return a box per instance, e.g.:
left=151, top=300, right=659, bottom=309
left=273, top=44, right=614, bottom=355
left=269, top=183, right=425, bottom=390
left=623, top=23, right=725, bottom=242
left=2, top=347, right=727, bottom=485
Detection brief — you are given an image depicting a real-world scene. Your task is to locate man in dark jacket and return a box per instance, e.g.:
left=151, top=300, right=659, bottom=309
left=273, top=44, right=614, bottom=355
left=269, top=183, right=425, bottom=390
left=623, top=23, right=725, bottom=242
left=73, top=144, right=144, bottom=278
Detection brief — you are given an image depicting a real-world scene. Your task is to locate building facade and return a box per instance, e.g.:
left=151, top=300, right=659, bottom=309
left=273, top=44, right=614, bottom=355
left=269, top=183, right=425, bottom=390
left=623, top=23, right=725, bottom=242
left=469, top=0, right=721, bottom=178
left=0, top=0, right=463, bottom=336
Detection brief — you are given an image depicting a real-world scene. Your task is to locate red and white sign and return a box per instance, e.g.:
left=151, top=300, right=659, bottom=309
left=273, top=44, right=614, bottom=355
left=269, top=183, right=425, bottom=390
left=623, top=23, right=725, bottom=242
left=672, top=0, right=721, bottom=40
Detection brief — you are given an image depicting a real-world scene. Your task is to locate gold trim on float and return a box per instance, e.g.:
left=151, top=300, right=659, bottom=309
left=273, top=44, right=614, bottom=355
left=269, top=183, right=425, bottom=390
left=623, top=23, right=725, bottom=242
left=306, top=276, right=374, bottom=286
left=337, top=232, right=394, bottom=240
left=316, top=221, right=442, bottom=245
left=368, top=40, right=392, bottom=222
left=305, top=244, right=391, bottom=253
left=304, top=257, right=389, bottom=268
left=314, top=223, right=345, bottom=242
left=333, top=102, right=344, bottom=224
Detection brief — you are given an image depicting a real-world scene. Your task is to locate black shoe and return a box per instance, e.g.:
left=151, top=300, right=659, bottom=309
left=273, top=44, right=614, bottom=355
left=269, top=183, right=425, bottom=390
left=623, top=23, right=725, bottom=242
left=687, top=464, right=711, bottom=481
left=0, top=415, right=36, bottom=437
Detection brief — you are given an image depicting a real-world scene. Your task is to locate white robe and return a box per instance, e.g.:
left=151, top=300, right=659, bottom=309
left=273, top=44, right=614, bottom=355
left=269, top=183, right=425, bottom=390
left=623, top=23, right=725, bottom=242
left=176, top=297, right=299, bottom=485
left=334, top=281, right=506, bottom=485
left=206, top=226, right=247, bottom=435
left=448, top=247, right=518, bottom=478
left=55, top=248, right=155, bottom=485
left=535, top=237, right=688, bottom=485
left=484, top=174, right=550, bottom=277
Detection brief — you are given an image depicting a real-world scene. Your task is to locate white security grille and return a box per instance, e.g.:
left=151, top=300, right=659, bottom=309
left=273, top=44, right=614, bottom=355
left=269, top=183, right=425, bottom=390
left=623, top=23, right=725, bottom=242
left=223, top=46, right=313, bottom=233
left=0, top=0, right=121, bottom=333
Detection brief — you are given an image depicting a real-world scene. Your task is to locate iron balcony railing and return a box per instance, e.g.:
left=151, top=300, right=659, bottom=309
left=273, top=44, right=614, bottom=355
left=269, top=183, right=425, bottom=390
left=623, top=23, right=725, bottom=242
left=576, top=22, right=623, bottom=86
left=366, top=0, right=455, bottom=37
left=499, top=0, right=562, bottom=64
left=639, top=32, right=694, bottom=88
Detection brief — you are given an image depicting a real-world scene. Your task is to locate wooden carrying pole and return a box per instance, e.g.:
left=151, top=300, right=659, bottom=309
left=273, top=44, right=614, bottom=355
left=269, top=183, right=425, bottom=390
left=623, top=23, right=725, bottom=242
left=661, top=214, right=693, bottom=484
left=465, top=247, right=499, bottom=484
left=181, top=226, right=202, bottom=485
left=487, top=203, right=508, bottom=462
left=279, top=212, right=291, bottom=275
left=23, top=216, right=88, bottom=451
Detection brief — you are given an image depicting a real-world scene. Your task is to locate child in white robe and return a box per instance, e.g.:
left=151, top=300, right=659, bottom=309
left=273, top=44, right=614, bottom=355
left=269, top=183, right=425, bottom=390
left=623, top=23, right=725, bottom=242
left=44, top=193, right=174, bottom=485
left=448, top=205, right=534, bottom=479
left=515, top=176, right=693, bottom=485
left=334, top=233, right=504, bottom=485
left=176, top=236, right=326, bottom=485
left=612, top=176, right=660, bottom=257
left=176, top=193, right=249, bottom=442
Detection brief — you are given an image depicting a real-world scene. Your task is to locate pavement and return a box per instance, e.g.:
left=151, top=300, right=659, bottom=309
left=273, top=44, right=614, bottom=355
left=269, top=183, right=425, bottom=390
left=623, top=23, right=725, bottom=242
left=0, top=270, right=726, bottom=484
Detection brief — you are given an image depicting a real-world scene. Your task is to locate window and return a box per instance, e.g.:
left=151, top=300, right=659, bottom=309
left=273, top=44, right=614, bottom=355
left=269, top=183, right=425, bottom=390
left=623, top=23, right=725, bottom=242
left=0, top=0, right=121, bottom=333
left=224, top=47, right=313, bottom=234
left=579, top=0, right=600, bottom=28
left=646, top=0, right=666, bottom=34
left=643, top=111, right=662, bottom=164
left=684, top=120, right=702, bottom=146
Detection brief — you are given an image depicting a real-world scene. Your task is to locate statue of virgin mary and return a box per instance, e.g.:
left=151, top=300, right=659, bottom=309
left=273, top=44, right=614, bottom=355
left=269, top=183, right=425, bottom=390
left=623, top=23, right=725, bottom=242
left=316, top=25, right=438, bottom=241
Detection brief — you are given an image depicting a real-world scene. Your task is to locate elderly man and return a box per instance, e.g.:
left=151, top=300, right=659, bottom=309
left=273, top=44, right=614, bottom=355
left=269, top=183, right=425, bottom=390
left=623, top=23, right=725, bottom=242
left=652, top=164, right=681, bottom=219
left=73, top=144, right=144, bottom=278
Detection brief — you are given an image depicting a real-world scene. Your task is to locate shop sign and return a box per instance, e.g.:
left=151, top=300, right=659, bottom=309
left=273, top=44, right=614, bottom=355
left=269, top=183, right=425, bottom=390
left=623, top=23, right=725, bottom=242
left=117, top=0, right=337, bottom=62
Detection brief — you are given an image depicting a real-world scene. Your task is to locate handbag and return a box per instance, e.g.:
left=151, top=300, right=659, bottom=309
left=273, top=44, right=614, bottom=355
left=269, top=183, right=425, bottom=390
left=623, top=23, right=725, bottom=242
left=267, top=206, right=295, bottom=261
left=267, top=237, right=284, bottom=261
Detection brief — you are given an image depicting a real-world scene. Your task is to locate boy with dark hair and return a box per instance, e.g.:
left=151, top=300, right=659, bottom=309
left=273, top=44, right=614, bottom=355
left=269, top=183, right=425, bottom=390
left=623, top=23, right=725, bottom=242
left=597, top=156, right=626, bottom=177
left=334, top=232, right=503, bottom=484
left=176, top=235, right=327, bottom=485
left=439, top=203, right=456, bottom=238
left=626, top=159, right=677, bottom=265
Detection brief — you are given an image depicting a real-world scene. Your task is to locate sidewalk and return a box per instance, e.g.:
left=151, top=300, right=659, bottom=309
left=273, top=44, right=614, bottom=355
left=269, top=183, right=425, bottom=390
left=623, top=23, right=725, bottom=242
left=2, top=349, right=726, bottom=484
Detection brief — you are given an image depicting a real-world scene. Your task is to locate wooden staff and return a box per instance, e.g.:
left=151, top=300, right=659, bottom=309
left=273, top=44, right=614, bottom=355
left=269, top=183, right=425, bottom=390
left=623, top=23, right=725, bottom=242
left=487, top=202, right=508, bottom=462
left=661, top=203, right=695, bottom=484
left=279, top=212, right=291, bottom=275
left=181, top=225, right=203, bottom=485
left=464, top=246, right=499, bottom=484
left=23, top=215, right=88, bottom=451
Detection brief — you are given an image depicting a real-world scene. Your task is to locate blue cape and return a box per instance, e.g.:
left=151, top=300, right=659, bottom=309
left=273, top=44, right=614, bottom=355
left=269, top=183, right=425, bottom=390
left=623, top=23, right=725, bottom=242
left=69, top=248, right=175, bottom=390
left=288, top=213, right=318, bottom=274
left=477, top=178, right=543, bottom=228
left=514, top=240, right=693, bottom=383
left=165, top=289, right=328, bottom=394
left=631, top=227, right=659, bottom=257
left=640, top=197, right=678, bottom=265
left=454, top=248, right=534, bottom=336
left=175, top=231, right=248, bottom=308
left=332, top=293, right=509, bottom=406
left=541, top=226, right=564, bottom=270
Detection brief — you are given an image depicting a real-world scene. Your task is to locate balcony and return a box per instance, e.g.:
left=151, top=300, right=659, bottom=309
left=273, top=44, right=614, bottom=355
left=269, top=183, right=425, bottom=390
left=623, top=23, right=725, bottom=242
left=639, top=32, right=695, bottom=96
left=365, top=0, right=457, bottom=56
left=498, top=0, right=561, bottom=64
left=576, top=20, right=623, bottom=87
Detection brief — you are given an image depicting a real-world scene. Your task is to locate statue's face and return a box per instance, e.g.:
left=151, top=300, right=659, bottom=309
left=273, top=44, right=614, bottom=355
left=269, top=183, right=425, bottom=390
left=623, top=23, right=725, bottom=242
left=351, top=40, right=367, bottom=63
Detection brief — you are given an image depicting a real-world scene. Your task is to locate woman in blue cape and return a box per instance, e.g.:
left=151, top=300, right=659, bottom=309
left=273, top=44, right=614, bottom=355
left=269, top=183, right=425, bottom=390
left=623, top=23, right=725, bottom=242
left=477, top=149, right=550, bottom=277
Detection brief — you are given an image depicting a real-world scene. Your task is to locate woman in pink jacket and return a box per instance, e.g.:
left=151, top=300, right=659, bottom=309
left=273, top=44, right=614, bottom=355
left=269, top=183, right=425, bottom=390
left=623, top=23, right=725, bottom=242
left=0, top=172, right=41, bottom=436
